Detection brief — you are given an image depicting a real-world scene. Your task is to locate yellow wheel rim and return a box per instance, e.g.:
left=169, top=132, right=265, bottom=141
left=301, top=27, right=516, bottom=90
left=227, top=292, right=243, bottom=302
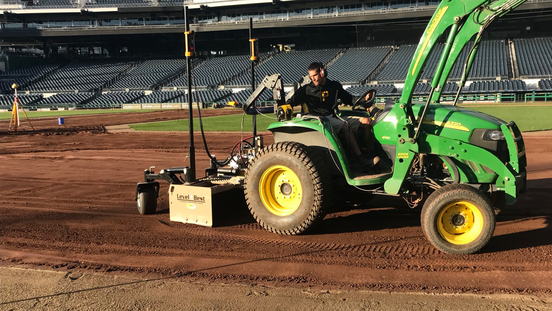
left=259, top=165, right=303, bottom=216
left=437, top=201, right=483, bottom=245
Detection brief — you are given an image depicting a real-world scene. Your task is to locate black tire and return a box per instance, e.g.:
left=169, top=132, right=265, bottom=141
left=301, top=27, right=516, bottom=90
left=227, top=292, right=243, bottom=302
left=244, top=142, right=333, bottom=235
left=137, top=188, right=158, bottom=215
left=421, top=184, right=495, bottom=255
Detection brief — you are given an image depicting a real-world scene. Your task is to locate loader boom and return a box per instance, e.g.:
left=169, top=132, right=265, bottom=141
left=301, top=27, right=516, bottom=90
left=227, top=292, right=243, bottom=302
left=401, top=0, right=527, bottom=136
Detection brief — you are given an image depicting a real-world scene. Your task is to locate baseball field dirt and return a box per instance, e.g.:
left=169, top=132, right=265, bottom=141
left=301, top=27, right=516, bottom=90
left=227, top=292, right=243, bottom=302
left=1, top=109, right=551, bottom=310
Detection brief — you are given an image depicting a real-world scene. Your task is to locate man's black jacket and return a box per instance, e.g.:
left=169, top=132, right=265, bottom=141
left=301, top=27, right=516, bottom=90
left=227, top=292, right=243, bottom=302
left=286, top=79, right=364, bottom=116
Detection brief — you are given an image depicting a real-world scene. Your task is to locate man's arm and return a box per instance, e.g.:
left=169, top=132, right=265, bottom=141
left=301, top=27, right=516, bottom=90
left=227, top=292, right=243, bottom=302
left=336, top=82, right=355, bottom=106
left=286, top=86, right=306, bottom=107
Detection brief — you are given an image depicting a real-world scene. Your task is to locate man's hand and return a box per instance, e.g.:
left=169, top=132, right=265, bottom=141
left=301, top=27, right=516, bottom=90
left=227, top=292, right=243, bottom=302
left=364, top=92, right=373, bottom=102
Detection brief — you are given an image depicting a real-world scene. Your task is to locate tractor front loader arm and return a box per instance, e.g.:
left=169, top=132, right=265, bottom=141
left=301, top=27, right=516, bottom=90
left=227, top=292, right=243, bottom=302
left=243, top=73, right=286, bottom=114
left=398, top=0, right=527, bottom=134
left=384, top=0, right=527, bottom=198
left=431, top=0, right=528, bottom=104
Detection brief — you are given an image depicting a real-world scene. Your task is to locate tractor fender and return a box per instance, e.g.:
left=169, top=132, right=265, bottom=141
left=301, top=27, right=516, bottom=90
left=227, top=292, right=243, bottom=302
left=268, top=119, right=353, bottom=178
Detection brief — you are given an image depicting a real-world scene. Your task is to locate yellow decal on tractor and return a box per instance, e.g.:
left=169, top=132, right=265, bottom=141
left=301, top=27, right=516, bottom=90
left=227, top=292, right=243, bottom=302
left=423, top=118, right=469, bottom=132
left=412, top=6, right=449, bottom=76
left=398, top=153, right=409, bottom=159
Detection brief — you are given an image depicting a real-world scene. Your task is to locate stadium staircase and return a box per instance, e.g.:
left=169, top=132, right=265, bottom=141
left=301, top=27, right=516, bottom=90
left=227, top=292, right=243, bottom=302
left=160, top=58, right=204, bottom=90
left=219, top=52, right=275, bottom=86
left=23, top=61, right=69, bottom=93
left=324, top=48, right=346, bottom=67
left=102, top=59, right=139, bottom=91
left=365, top=46, right=398, bottom=84
left=508, top=40, right=520, bottom=79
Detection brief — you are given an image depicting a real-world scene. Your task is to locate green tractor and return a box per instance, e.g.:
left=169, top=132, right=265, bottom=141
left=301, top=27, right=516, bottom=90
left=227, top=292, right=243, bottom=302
left=137, top=0, right=527, bottom=255
left=240, top=0, right=527, bottom=254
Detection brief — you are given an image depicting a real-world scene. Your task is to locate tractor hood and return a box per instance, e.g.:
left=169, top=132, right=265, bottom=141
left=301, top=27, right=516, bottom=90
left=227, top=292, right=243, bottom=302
left=412, top=104, right=506, bottom=142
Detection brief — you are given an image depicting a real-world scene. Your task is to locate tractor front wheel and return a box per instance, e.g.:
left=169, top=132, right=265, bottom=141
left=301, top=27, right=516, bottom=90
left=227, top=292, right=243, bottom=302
left=244, top=142, right=333, bottom=235
left=421, top=184, right=495, bottom=254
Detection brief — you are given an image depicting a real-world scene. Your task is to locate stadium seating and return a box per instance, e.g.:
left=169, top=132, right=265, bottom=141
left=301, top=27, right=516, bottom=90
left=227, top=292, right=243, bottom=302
left=328, top=47, right=392, bottom=84
left=1, top=63, right=62, bottom=92
left=34, top=92, right=95, bottom=108
left=166, top=89, right=232, bottom=104
left=462, top=40, right=508, bottom=80
left=220, top=88, right=274, bottom=105
left=110, top=59, right=187, bottom=90
left=80, top=91, right=144, bottom=109
left=376, top=40, right=508, bottom=82
left=2, top=36, right=552, bottom=109
left=467, top=80, right=526, bottom=93
left=539, top=79, right=552, bottom=91
left=346, top=84, right=396, bottom=96
left=0, top=94, right=43, bottom=109
left=132, top=91, right=184, bottom=103
left=414, top=82, right=458, bottom=94
left=168, top=55, right=253, bottom=88
left=374, top=45, right=417, bottom=82
left=27, top=59, right=135, bottom=92
left=514, top=37, right=552, bottom=78
left=227, top=49, right=340, bottom=86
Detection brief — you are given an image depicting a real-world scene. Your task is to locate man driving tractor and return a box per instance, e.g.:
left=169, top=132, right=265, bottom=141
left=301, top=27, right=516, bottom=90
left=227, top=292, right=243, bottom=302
left=286, top=62, right=384, bottom=173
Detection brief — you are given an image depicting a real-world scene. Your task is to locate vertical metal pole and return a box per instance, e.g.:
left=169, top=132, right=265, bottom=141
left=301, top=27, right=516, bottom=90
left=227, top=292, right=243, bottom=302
left=185, top=6, right=196, bottom=181
left=249, top=18, right=257, bottom=145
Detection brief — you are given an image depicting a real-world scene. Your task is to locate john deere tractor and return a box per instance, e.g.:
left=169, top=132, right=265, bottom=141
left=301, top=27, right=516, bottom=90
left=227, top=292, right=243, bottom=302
left=239, top=0, right=527, bottom=255
left=137, top=0, right=527, bottom=255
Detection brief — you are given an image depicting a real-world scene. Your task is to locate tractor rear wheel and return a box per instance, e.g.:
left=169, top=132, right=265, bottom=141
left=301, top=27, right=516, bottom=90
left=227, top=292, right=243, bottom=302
left=421, top=184, right=495, bottom=254
left=244, top=142, right=333, bottom=235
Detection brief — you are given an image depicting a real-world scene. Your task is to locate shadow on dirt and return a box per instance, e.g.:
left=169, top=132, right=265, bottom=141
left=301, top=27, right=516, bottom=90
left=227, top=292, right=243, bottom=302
left=311, top=195, right=421, bottom=235
left=484, top=216, right=551, bottom=253
left=482, top=216, right=552, bottom=253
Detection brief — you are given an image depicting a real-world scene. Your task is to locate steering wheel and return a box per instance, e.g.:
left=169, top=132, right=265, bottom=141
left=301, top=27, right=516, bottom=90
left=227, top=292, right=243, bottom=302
left=351, top=89, right=377, bottom=111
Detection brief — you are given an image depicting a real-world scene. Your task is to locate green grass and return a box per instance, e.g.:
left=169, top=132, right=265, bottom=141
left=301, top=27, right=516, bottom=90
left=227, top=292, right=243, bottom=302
left=130, top=113, right=277, bottom=132
left=130, top=105, right=552, bottom=132
left=3, top=104, right=550, bottom=132
left=465, top=106, right=552, bottom=132
left=0, top=109, right=157, bottom=120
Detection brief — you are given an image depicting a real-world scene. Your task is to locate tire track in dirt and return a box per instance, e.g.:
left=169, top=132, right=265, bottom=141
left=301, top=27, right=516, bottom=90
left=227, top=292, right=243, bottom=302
left=2, top=112, right=551, bottom=295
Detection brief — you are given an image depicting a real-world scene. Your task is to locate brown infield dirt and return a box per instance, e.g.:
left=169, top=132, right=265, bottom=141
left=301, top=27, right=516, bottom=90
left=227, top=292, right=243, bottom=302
left=1, top=109, right=551, bottom=307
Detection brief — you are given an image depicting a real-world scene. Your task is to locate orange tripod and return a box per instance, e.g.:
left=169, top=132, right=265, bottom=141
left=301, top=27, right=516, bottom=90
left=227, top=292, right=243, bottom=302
left=8, top=83, right=34, bottom=132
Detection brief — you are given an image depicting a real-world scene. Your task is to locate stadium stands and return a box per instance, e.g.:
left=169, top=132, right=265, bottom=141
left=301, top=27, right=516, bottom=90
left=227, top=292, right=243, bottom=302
left=221, top=88, right=274, bottom=104
left=226, top=49, right=340, bottom=86
left=346, top=84, right=396, bottom=96
left=168, top=55, right=253, bottom=88
left=81, top=91, right=144, bottom=109
left=464, top=40, right=508, bottom=80
left=0, top=63, right=62, bottom=92
left=328, top=47, right=392, bottom=84
left=167, top=89, right=232, bottom=104
left=3, top=36, right=552, bottom=110
left=132, top=91, right=184, bottom=103
left=539, top=79, right=552, bottom=91
left=514, top=37, right=552, bottom=78
left=0, top=94, right=43, bottom=109
left=374, top=45, right=417, bottom=82
left=35, top=92, right=95, bottom=108
left=110, top=59, right=187, bottom=90
left=27, top=59, right=135, bottom=92
left=376, top=40, right=508, bottom=82
left=414, top=82, right=458, bottom=94
left=467, top=80, right=526, bottom=93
